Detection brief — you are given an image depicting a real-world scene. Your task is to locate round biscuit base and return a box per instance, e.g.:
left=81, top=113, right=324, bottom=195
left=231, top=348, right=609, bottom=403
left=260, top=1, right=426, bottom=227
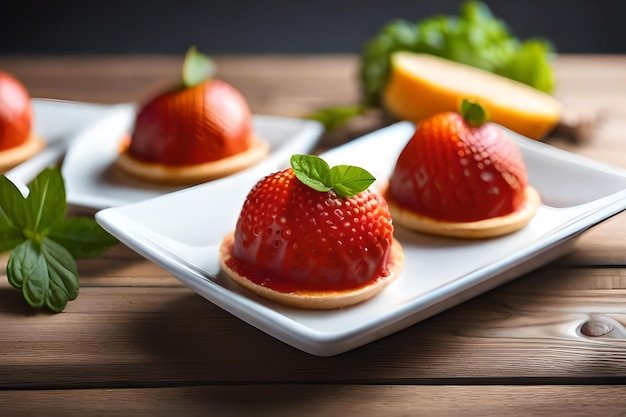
left=382, top=185, right=541, bottom=239
left=218, top=231, right=405, bottom=310
left=115, top=138, right=270, bottom=185
left=0, top=134, right=46, bottom=173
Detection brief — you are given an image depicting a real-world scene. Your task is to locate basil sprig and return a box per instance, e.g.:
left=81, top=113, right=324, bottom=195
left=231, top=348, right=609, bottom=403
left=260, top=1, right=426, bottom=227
left=290, top=154, right=375, bottom=198
left=0, top=167, right=118, bottom=312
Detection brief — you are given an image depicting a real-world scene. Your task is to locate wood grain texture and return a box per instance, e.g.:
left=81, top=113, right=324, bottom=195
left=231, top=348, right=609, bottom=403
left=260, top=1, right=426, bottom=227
left=1, top=385, right=626, bottom=417
left=2, top=259, right=626, bottom=387
left=0, top=54, right=625, bottom=414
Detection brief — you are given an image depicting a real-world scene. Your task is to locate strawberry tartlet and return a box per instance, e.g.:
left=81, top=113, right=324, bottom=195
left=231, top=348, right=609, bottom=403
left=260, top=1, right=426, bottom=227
left=219, top=154, right=405, bottom=309
left=116, top=47, right=269, bottom=185
left=0, top=71, right=44, bottom=173
left=382, top=100, right=541, bottom=238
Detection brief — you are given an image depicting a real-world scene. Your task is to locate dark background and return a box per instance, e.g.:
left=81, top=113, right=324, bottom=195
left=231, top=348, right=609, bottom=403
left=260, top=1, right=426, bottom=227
left=1, top=0, right=625, bottom=55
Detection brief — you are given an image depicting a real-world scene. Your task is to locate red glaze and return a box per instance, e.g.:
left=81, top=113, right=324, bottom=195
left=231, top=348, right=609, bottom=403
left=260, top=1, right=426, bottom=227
left=0, top=71, right=33, bottom=151
left=227, top=168, right=395, bottom=293
left=128, top=79, right=254, bottom=166
left=389, top=112, right=528, bottom=222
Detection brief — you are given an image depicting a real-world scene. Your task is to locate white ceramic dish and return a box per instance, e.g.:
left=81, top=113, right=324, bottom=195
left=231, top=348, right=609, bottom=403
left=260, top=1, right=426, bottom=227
left=96, top=122, right=626, bottom=356
left=5, top=99, right=108, bottom=184
left=62, top=103, right=324, bottom=209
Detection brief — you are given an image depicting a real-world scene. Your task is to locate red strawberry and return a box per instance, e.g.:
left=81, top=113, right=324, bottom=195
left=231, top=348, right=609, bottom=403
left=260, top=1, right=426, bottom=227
left=219, top=155, right=404, bottom=309
left=128, top=78, right=254, bottom=166
left=0, top=70, right=33, bottom=151
left=126, top=47, right=255, bottom=166
left=388, top=100, right=528, bottom=223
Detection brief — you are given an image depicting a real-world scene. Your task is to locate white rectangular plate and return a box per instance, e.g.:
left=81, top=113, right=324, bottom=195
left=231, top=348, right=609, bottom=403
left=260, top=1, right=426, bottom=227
left=96, top=122, right=626, bottom=356
left=62, top=104, right=324, bottom=209
left=5, top=99, right=109, bottom=184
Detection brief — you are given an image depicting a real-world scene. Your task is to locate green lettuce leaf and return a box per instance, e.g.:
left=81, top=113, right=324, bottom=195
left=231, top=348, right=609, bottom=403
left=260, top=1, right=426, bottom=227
left=360, top=0, right=556, bottom=104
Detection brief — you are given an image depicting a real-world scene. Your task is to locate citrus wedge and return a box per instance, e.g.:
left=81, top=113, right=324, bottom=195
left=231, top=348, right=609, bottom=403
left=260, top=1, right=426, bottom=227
left=382, top=52, right=561, bottom=140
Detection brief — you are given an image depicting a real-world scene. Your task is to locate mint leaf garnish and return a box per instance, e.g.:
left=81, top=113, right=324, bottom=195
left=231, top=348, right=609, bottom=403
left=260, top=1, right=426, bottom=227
left=1, top=167, right=118, bottom=312
left=290, top=154, right=332, bottom=193
left=329, top=164, right=377, bottom=198
left=182, top=46, right=215, bottom=88
left=290, top=154, right=375, bottom=198
left=461, top=99, right=489, bottom=127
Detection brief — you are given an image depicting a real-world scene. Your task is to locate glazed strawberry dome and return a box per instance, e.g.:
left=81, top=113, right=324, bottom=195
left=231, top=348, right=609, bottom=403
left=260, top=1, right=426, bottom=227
left=227, top=167, right=395, bottom=292
left=127, top=79, right=255, bottom=167
left=0, top=70, right=33, bottom=152
left=388, top=109, right=528, bottom=223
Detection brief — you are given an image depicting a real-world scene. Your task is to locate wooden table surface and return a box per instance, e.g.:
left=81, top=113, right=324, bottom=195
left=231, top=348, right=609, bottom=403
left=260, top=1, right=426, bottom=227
left=1, top=54, right=626, bottom=416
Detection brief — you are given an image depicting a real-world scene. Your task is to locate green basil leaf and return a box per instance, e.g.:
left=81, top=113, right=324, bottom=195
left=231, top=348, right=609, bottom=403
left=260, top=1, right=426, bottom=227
left=0, top=175, right=29, bottom=230
left=0, top=202, right=24, bottom=252
left=41, top=237, right=79, bottom=312
left=306, top=105, right=367, bottom=131
left=26, top=167, right=66, bottom=232
left=47, top=217, right=118, bottom=259
left=329, top=165, right=376, bottom=198
left=7, top=240, right=48, bottom=307
left=6, top=238, right=79, bottom=312
left=0, top=206, right=13, bottom=229
left=0, top=224, right=25, bottom=253
left=290, top=154, right=332, bottom=192
left=182, top=46, right=215, bottom=88
left=2, top=167, right=115, bottom=312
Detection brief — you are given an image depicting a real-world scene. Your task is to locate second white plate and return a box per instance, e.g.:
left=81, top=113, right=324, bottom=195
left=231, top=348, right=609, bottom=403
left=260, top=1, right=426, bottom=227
left=62, top=104, right=324, bottom=209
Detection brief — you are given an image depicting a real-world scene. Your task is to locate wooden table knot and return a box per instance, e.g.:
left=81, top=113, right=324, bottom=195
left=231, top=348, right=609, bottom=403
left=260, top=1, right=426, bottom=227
left=580, top=319, right=615, bottom=337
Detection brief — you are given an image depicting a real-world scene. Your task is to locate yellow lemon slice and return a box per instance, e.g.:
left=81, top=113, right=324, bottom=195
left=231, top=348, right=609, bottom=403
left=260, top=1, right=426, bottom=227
left=382, top=52, right=561, bottom=140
